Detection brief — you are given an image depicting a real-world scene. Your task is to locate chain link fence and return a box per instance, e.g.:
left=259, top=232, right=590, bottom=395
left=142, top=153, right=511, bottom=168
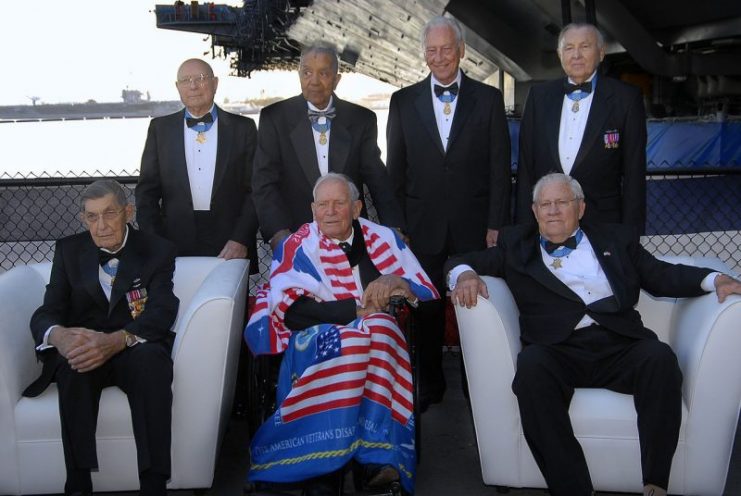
left=2, top=170, right=740, bottom=281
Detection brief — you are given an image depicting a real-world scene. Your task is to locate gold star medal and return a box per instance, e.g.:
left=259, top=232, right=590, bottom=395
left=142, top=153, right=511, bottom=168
left=319, top=132, right=327, bottom=145
left=571, top=100, right=580, bottom=113
left=195, top=132, right=207, bottom=144
left=443, top=101, right=452, bottom=115
left=550, top=257, right=563, bottom=270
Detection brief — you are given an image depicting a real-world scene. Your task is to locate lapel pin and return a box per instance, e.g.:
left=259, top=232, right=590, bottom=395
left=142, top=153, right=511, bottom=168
left=603, top=251, right=611, bottom=256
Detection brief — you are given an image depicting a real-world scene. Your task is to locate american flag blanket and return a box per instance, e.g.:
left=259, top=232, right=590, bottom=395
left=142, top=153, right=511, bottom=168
left=244, top=218, right=439, bottom=493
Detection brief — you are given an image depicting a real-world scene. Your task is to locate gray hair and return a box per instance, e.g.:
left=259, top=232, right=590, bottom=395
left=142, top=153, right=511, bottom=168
left=300, top=42, right=340, bottom=74
left=557, top=23, right=605, bottom=52
left=80, top=179, right=128, bottom=211
left=313, top=173, right=360, bottom=202
left=422, top=16, right=464, bottom=50
left=532, top=173, right=585, bottom=203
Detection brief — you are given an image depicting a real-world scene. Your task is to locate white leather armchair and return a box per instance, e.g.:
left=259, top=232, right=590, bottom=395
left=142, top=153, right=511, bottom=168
left=454, top=256, right=741, bottom=495
left=0, top=257, right=249, bottom=495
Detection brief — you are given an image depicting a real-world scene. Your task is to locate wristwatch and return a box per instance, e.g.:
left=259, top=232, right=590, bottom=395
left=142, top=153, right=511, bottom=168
left=122, top=330, right=138, bottom=348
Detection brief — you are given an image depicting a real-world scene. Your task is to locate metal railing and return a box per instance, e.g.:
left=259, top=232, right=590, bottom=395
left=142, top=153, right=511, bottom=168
left=1, top=170, right=740, bottom=279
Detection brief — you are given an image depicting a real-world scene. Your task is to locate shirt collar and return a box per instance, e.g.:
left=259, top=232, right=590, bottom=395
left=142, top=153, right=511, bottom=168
left=185, top=104, right=216, bottom=120
left=307, top=96, right=334, bottom=113
left=331, top=226, right=354, bottom=245
left=567, top=71, right=598, bottom=86
left=430, top=70, right=462, bottom=91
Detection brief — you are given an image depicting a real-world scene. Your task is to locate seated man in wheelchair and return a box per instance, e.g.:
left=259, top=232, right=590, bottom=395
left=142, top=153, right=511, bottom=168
left=245, top=173, right=439, bottom=496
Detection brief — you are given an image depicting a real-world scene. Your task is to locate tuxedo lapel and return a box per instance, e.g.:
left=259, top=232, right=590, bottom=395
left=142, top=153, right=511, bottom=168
left=545, top=81, right=565, bottom=171
left=289, top=99, right=321, bottom=187
left=414, top=78, right=445, bottom=156
left=211, top=107, right=231, bottom=198
left=80, top=241, right=109, bottom=311
left=329, top=98, right=351, bottom=174
left=571, top=79, right=611, bottom=175
left=166, top=110, right=194, bottom=203
left=447, top=74, right=475, bottom=151
left=519, top=230, right=581, bottom=303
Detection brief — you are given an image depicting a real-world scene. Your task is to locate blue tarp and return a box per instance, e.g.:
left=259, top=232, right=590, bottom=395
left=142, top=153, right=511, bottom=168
left=508, top=119, right=741, bottom=170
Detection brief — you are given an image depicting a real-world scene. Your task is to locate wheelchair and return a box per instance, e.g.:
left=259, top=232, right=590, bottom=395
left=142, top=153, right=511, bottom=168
left=244, top=295, right=420, bottom=496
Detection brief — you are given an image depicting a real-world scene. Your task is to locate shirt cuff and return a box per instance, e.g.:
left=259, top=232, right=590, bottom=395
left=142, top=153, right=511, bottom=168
left=36, top=325, right=58, bottom=351
left=700, top=272, right=720, bottom=292
left=448, top=264, right=474, bottom=290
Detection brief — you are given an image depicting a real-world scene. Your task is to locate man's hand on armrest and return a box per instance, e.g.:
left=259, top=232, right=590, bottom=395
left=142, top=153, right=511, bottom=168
left=451, top=270, right=489, bottom=309
left=361, top=274, right=413, bottom=312
left=714, top=273, right=741, bottom=303
left=219, top=240, right=248, bottom=260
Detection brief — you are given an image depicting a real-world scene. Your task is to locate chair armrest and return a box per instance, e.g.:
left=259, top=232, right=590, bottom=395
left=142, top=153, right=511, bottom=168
left=670, top=292, right=741, bottom=491
left=453, top=275, right=522, bottom=484
left=0, top=265, right=46, bottom=407
left=169, top=258, right=249, bottom=488
left=0, top=265, right=46, bottom=491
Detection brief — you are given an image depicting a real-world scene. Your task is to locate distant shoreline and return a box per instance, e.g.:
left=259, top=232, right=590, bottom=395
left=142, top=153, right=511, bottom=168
left=0, top=100, right=260, bottom=123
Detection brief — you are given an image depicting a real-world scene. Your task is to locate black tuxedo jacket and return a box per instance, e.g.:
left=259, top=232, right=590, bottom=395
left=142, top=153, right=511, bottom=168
left=252, top=94, right=403, bottom=241
left=136, top=106, right=258, bottom=258
left=515, top=76, right=647, bottom=232
left=387, top=73, right=511, bottom=255
left=445, top=223, right=712, bottom=345
left=24, top=227, right=179, bottom=396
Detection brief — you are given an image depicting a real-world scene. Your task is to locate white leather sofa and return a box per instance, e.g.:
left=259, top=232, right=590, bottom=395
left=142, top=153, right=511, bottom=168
left=0, top=257, right=249, bottom=495
left=454, top=256, right=741, bottom=495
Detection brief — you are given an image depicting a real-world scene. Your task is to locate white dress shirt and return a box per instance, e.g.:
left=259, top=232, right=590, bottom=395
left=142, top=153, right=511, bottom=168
left=558, top=73, right=596, bottom=175
left=308, top=97, right=333, bottom=176
left=184, top=105, right=218, bottom=211
left=431, top=70, right=462, bottom=152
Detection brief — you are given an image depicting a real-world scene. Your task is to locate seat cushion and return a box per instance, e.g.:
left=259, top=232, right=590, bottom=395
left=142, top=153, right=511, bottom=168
left=16, top=385, right=134, bottom=441
left=569, top=388, right=687, bottom=441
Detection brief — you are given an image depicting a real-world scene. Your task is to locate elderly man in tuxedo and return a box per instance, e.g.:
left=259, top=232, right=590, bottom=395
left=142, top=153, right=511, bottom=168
left=24, top=179, right=179, bottom=496
left=515, top=23, right=647, bottom=232
left=446, top=173, right=740, bottom=496
left=252, top=43, right=404, bottom=252
left=136, top=58, right=258, bottom=261
left=386, top=15, right=511, bottom=410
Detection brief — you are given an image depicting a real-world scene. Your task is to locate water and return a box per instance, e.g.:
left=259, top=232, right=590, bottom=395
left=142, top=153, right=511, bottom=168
left=0, top=109, right=391, bottom=177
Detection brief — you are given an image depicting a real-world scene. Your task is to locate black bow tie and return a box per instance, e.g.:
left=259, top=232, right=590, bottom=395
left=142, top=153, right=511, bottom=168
left=434, top=82, right=459, bottom=97
left=308, top=108, right=337, bottom=123
left=186, top=113, right=213, bottom=128
left=338, top=242, right=352, bottom=255
left=564, top=81, right=592, bottom=94
left=544, top=236, right=578, bottom=254
left=99, top=250, right=120, bottom=266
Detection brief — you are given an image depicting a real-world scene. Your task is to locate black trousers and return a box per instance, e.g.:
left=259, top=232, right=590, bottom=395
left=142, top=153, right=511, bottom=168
left=512, top=325, right=682, bottom=496
left=412, top=250, right=448, bottom=401
left=55, top=343, right=173, bottom=487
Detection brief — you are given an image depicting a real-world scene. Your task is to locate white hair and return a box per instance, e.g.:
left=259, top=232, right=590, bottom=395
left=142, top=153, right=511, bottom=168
left=532, top=173, right=585, bottom=203
left=313, top=173, right=360, bottom=202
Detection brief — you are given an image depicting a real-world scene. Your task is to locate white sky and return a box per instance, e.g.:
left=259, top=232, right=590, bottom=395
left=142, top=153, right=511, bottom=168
left=1, top=0, right=396, bottom=106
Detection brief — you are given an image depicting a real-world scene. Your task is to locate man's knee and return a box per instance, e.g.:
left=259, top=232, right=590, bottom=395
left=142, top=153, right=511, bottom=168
left=635, top=340, right=682, bottom=387
left=513, top=345, right=560, bottom=396
left=124, top=344, right=173, bottom=384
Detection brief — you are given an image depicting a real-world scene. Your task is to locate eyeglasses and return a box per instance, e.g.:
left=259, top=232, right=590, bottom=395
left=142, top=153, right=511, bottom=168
left=176, top=74, right=213, bottom=87
left=536, top=198, right=579, bottom=211
left=83, top=208, right=125, bottom=224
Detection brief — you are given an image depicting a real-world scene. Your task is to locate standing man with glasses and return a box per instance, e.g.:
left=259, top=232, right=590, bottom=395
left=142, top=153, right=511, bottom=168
left=252, top=42, right=403, bottom=252
left=386, top=15, right=511, bottom=411
left=24, top=179, right=179, bottom=496
left=515, top=23, right=647, bottom=232
left=136, top=58, right=258, bottom=261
